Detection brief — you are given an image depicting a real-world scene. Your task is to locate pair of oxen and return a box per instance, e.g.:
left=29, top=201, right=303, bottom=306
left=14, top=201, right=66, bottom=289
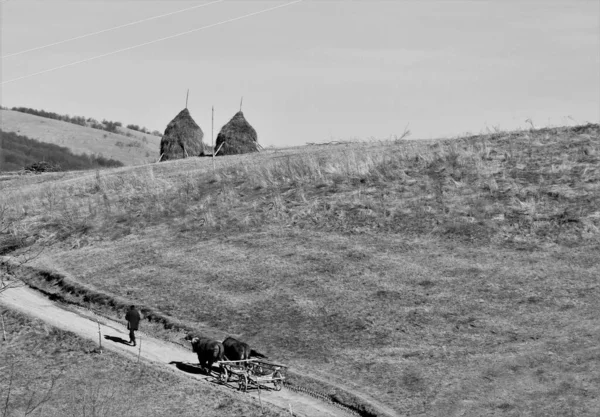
left=189, top=335, right=263, bottom=373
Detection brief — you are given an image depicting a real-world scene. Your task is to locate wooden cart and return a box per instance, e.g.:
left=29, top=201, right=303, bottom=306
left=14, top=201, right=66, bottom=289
left=216, top=358, right=287, bottom=392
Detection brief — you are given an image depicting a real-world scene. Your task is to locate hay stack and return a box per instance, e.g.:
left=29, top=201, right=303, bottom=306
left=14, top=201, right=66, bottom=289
left=214, top=111, right=259, bottom=156
left=159, top=108, right=204, bottom=161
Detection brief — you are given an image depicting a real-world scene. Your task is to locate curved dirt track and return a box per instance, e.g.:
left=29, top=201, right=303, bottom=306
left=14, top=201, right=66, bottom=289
left=0, top=284, right=350, bottom=417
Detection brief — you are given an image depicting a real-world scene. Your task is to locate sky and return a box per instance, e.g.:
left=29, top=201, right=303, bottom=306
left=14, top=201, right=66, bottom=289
left=1, top=0, right=599, bottom=147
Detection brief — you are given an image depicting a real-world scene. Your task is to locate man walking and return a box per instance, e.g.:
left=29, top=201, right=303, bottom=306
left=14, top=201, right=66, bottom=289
left=125, top=305, right=141, bottom=346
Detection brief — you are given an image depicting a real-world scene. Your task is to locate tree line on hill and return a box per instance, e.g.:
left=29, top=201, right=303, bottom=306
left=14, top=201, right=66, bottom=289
left=6, top=106, right=161, bottom=137
left=0, top=130, right=123, bottom=172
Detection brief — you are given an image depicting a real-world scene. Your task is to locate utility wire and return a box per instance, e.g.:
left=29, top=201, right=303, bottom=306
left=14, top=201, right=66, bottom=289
left=2, top=0, right=225, bottom=58
left=2, top=0, right=303, bottom=85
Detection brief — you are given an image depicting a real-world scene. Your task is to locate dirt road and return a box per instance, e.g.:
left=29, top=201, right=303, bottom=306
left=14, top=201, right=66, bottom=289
left=0, top=284, right=349, bottom=417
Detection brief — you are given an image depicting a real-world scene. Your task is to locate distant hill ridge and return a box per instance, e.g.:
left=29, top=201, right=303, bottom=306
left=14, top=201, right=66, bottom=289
left=6, top=106, right=162, bottom=137
left=0, top=130, right=123, bottom=172
left=0, top=109, right=161, bottom=166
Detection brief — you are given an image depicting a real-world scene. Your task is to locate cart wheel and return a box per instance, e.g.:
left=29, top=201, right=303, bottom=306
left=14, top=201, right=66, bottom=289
left=219, top=367, right=229, bottom=384
left=272, top=371, right=282, bottom=391
left=238, top=375, right=248, bottom=392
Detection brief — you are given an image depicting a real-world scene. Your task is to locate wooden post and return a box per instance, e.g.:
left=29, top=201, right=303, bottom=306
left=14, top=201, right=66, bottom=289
left=289, top=403, right=294, bottom=416
left=97, top=320, right=102, bottom=353
left=1, top=313, right=6, bottom=342
left=212, top=106, right=215, bottom=173
left=214, top=142, right=225, bottom=157
left=257, top=380, right=263, bottom=414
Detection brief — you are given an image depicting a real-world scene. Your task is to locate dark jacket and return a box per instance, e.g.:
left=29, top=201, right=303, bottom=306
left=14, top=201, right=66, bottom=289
left=125, top=308, right=141, bottom=331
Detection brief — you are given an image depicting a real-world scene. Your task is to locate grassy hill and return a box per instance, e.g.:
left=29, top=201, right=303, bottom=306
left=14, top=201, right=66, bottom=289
left=0, top=130, right=124, bottom=172
left=1, top=109, right=160, bottom=166
left=1, top=123, right=599, bottom=416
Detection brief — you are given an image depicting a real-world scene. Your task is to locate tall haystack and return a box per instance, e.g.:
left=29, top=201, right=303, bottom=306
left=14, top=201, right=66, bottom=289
left=159, top=108, right=204, bottom=161
left=214, top=111, right=259, bottom=156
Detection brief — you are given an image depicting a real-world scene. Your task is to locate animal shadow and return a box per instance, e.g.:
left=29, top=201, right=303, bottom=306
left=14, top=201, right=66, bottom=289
left=169, top=361, right=205, bottom=375
left=169, top=361, right=226, bottom=385
left=104, top=335, right=131, bottom=345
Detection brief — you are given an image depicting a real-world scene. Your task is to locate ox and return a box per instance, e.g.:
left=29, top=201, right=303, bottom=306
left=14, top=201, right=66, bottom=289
left=222, top=336, right=267, bottom=361
left=222, top=336, right=251, bottom=361
left=191, top=337, right=224, bottom=372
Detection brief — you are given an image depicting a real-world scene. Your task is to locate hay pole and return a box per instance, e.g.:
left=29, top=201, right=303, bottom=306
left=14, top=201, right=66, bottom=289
left=1, top=313, right=6, bottom=341
left=185, top=89, right=189, bottom=108
left=137, top=335, right=142, bottom=363
left=212, top=105, right=215, bottom=172
left=156, top=153, right=164, bottom=163
left=214, top=141, right=225, bottom=157
left=240, top=96, right=243, bottom=112
left=97, top=320, right=102, bottom=353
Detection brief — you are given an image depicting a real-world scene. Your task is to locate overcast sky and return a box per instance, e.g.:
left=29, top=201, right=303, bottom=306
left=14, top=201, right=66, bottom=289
left=1, top=1, right=599, bottom=147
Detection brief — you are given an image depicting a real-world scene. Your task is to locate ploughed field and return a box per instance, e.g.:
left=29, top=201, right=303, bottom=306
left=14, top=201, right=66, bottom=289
left=2, top=124, right=599, bottom=415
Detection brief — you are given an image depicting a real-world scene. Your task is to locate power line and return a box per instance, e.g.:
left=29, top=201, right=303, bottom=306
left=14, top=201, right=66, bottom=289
left=2, top=0, right=303, bottom=86
left=2, top=0, right=225, bottom=59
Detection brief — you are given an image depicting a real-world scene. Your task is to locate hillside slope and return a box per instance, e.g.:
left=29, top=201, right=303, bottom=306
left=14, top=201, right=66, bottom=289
left=0, top=286, right=347, bottom=417
left=1, top=109, right=160, bottom=165
left=0, top=130, right=124, bottom=172
left=1, top=124, right=599, bottom=416
left=0, top=291, right=286, bottom=417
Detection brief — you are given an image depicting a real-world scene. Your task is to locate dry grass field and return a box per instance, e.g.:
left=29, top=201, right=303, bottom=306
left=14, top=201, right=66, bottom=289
left=1, top=109, right=160, bottom=165
left=1, top=123, right=599, bottom=415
